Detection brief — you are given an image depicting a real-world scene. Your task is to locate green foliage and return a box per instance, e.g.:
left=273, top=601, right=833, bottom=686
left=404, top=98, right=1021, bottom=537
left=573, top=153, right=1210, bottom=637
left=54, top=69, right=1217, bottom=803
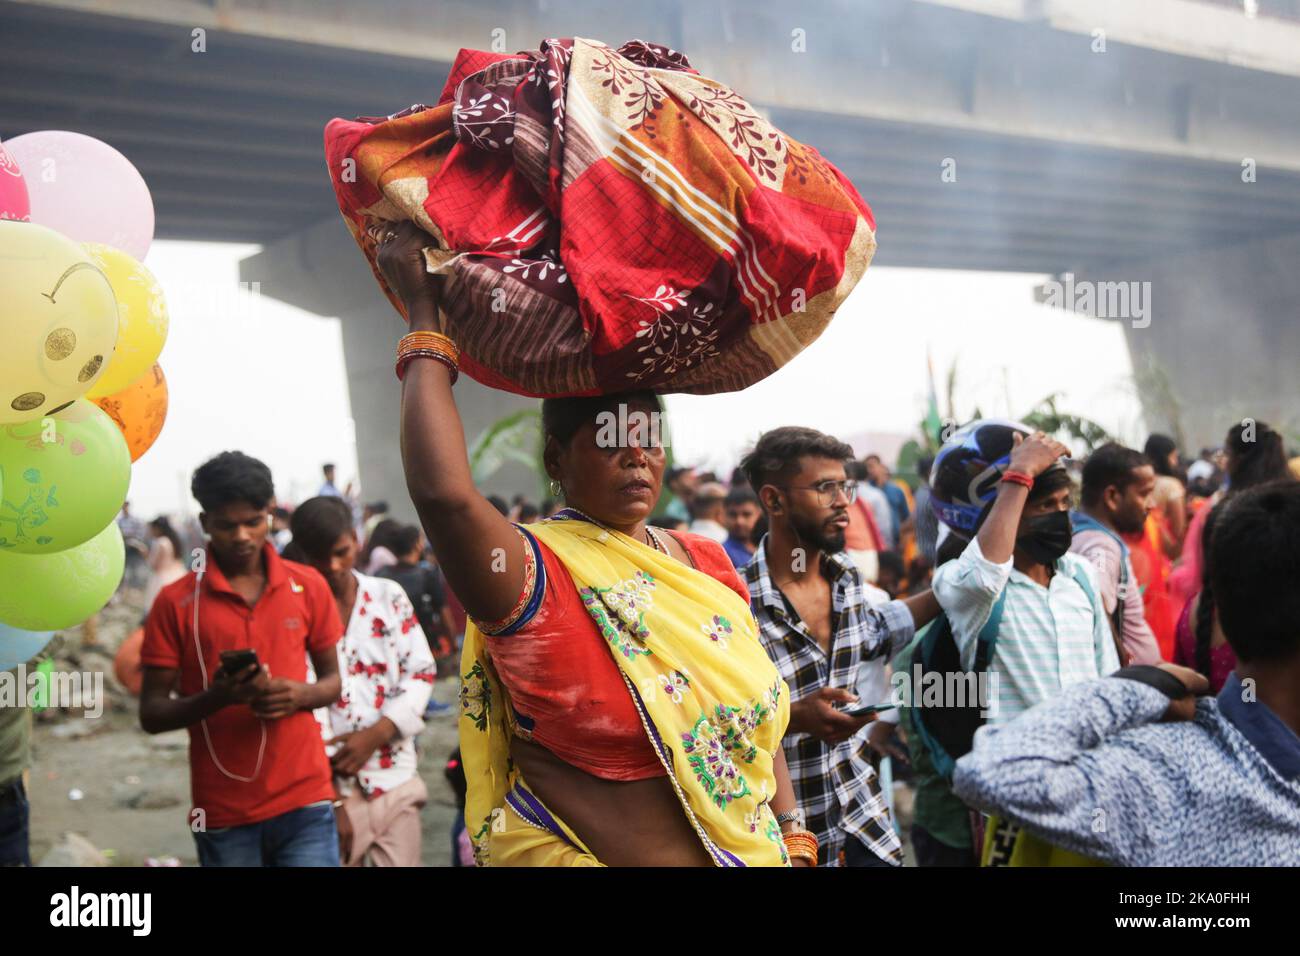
left=895, top=439, right=925, bottom=489
left=468, top=407, right=543, bottom=492
left=468, top=405, right=679, bottom=509
left=1020, top=393, right=1113, bottom=453
left=918, top=411, right=946, bottom=454
left=913, top=356, right=1116, bottom=464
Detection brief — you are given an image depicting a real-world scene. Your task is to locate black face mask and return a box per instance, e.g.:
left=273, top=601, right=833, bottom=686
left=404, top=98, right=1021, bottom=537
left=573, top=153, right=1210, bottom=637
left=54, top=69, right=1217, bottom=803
left=1017, top=510, right=1073, bottom=565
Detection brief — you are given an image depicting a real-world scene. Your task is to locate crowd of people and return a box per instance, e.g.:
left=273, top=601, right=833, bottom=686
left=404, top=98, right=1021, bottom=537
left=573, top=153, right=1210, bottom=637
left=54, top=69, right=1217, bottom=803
left=65, top=400, right=1291, bottom=870
left=69, top=221, right=1292, bottom=870
left=9, top=224, right=1295, bottom=869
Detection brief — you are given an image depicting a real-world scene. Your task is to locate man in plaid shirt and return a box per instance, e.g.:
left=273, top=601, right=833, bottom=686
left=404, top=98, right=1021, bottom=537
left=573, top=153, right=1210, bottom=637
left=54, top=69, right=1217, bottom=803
left=741, top=427, right=940, bottom=866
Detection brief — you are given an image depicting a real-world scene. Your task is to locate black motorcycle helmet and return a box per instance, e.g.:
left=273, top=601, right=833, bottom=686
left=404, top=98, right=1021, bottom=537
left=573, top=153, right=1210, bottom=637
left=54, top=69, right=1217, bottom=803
left=929, top=418, right=1066, bottom=532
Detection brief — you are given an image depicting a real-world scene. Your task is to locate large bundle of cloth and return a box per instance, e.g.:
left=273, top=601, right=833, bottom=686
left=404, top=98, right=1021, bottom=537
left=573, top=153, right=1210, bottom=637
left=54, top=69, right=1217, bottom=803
left=324, top=37, right=876, bottom=397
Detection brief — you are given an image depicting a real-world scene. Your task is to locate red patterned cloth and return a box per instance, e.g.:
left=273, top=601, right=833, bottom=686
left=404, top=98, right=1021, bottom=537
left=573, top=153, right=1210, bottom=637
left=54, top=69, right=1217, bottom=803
left=325, top=37, right=876, bottom=397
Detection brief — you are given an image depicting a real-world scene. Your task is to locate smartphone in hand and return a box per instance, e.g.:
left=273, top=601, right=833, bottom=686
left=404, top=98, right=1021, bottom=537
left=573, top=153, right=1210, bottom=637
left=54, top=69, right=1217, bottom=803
left=219, top=648, right=259, bottom=676
left=841, top=701, right=896, bottom=720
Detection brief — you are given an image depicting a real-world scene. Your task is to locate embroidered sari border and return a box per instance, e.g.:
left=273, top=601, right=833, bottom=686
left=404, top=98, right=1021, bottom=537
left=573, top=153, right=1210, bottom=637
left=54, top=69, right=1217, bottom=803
left=505, top=781, right=582, bottom=851
left=476, top=523, right=547, bottom=636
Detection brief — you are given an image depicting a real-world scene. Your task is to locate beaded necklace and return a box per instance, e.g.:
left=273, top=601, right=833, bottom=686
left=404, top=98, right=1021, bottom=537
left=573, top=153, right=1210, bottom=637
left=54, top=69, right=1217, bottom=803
left=559, top=507, right=667, bottom=554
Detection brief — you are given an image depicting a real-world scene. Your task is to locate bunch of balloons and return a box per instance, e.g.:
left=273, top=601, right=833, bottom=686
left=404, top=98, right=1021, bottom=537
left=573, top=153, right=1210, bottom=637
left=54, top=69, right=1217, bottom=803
left=0, top=131, right=171, bottom=659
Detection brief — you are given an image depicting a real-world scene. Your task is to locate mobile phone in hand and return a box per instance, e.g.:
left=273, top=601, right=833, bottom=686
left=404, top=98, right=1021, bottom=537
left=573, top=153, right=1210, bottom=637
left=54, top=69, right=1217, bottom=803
left=841, top=701, right=896, bottom=719
left=219, top=648, right=259, bottom=677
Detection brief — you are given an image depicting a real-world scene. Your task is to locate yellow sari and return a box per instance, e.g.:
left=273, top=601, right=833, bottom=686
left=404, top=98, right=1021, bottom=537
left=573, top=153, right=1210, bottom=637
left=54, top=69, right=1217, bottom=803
left=458, top=513, right=791, bottom=866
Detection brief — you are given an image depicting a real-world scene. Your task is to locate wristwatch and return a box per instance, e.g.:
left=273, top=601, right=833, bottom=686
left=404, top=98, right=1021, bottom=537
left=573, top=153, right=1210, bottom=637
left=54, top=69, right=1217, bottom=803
left=775, top=808, right=806, bottom=830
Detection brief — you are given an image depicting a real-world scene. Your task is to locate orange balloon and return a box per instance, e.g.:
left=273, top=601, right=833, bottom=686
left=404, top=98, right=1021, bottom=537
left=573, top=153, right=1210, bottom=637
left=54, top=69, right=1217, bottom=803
left=91, top=362, right=168, bottom=462
left=114, top=627, right=144, bottom=696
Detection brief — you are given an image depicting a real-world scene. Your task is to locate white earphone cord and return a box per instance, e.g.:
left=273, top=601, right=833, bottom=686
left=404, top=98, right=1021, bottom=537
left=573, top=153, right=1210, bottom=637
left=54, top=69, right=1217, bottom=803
left=192, top=571, right=267, bottom=783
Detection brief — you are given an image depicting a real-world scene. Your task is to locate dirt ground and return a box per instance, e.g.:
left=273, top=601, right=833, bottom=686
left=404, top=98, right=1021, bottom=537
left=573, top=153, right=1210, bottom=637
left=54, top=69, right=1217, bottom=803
left=25, top=586, right=463, bottom=867
left=27, top=585, right=915, bottom=867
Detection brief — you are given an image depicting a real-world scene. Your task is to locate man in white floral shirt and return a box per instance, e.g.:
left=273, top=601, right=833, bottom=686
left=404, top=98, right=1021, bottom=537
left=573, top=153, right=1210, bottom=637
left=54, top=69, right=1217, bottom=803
left=290, top=497, right=436, bottom=866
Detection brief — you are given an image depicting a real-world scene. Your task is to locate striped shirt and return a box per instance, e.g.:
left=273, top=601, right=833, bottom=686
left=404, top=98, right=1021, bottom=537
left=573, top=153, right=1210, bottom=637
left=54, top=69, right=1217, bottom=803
left=932, top=536, right=1118, bottom=725
left=744, top=538, right=913, bottom=866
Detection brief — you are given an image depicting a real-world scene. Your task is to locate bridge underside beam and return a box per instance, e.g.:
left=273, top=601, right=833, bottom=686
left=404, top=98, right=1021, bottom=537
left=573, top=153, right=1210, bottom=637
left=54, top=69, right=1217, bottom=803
left=14, top=0, right=1300, bottom=167
left=7, top=0, right=1300, bottom=266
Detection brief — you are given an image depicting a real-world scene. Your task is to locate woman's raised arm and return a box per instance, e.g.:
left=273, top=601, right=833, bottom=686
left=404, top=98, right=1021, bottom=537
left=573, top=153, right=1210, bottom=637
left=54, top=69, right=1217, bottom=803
left=374, top=221, right=528, bottom=623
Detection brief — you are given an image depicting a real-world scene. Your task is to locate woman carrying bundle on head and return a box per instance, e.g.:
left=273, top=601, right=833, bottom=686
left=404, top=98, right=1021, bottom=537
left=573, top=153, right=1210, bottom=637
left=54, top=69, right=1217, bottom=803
left=370, top=221, right=809, bottom=867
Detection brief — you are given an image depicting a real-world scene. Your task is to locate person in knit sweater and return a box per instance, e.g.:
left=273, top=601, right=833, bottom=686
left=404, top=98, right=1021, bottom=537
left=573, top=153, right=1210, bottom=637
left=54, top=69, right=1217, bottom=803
left=954, top=480, right=1300, bottom=866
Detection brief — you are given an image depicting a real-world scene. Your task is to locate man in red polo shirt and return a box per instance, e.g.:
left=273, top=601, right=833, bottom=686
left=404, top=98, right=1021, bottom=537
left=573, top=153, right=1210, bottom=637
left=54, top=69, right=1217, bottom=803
left=140, top=451, right=344, bottom=866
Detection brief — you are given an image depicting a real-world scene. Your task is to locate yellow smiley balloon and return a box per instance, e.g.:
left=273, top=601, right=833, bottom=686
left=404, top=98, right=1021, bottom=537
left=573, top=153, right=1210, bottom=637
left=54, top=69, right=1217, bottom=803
left=82, top=242, right=169, bottom=398
left=0, top=220, right=119, bottom=424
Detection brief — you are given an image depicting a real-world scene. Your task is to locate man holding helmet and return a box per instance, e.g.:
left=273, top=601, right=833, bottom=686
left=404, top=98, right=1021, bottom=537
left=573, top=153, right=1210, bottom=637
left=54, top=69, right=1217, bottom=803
left=929, top=421, right=1119, bottom=727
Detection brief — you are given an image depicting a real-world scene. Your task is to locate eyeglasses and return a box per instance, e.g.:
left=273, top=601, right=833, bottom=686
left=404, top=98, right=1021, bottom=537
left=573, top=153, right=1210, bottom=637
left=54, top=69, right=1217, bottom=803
left=782, top=480, right=858, bottom=507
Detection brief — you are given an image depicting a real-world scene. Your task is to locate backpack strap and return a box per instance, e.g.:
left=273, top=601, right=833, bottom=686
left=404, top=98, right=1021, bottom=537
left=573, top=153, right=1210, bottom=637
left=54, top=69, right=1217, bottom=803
left=1069, top=512, right=1129, bottom=659
left=972, top=586, right=1009, bottom=672
left=1066, top=561, right=1097, bottom=606
left=1070, top=511, right=1127, bottom=553
left=1065, top=561, right=1126, bottom=668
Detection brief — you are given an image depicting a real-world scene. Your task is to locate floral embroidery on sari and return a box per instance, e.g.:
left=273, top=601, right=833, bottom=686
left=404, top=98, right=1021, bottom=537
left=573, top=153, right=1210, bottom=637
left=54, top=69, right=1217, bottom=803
left=460, top=660, right=492, bottom=732
left=679, top=683, right=784, bottom=811
left=579, top=570, right=656, bottom=659
left=765, top=678, right=784, bottom=714
left=765, top=813, right=790, bottom=865
left=682, top=711, right=753, bottom=809
left=659, top=669, right=691, bottom=703
left=679, top=694, right=770, bottom=807
left=701, top=613, right=733, bottom=649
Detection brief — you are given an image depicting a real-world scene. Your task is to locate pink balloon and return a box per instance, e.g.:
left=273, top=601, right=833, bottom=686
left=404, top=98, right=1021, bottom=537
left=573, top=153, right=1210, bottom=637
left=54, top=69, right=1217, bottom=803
left=4, top=131, right=154, bottom=260
left=0, top=140, right=30, bottom=222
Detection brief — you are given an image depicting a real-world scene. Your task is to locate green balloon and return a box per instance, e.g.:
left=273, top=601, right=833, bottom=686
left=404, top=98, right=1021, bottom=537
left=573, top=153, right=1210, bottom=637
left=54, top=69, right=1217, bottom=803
left=0, top=399, right=131, bottom=554
left=0, top=520, right=124, bottom=631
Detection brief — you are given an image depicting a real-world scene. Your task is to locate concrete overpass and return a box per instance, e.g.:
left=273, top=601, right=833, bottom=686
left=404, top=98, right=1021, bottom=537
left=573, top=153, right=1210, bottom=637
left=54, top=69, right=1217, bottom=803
left=5, top=0, right=1300, bottom=506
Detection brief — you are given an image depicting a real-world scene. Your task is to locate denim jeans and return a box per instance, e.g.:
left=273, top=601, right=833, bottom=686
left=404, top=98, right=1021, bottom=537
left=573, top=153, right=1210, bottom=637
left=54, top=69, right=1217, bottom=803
left=0, top=778, right=30, bottom=867
left=194, top=800, right=339, bottom=867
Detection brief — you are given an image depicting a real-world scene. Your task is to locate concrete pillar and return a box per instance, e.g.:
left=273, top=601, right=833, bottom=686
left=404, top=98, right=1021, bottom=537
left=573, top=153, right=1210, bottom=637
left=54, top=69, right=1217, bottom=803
left=1071, top=231, right=1300, bottom=452
left=240, top=217, right=539, bottom=523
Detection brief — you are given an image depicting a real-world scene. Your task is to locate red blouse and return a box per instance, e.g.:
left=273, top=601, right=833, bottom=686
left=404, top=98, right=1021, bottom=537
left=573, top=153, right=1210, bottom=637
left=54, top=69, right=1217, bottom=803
left=476, top=522, right=750, bottom=781
left=1172, top=595, right=1237, bottom=695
